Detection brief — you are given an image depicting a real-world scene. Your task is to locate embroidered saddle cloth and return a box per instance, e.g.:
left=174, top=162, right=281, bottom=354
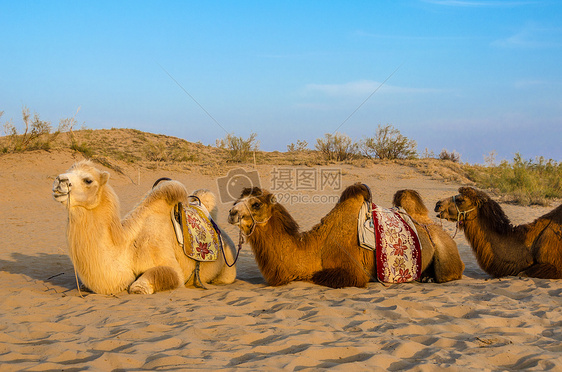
left=171, top=200, right=221, bottom=262
left=358, top=201, right=422, bottom=283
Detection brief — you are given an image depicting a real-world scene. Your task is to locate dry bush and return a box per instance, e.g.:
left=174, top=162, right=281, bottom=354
left=287, top=139, right=308, bottom=152
left=439, top=149, right=461, bottom=163
left=466, top=153, right=561, bottom=205
left=362, top=124, right=417, bottom=160
left=315, top=132, right=358, bottom=161
left=2, top=107, right=54, bottom=151
left=216, top=133, right=259, bottom=162
left=144, top=141, right=168, bottom=162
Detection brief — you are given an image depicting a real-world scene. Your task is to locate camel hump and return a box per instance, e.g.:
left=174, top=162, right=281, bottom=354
left=392, top=189, right=431, bottom=223
left=192, top=189, right=218, bottom=220
left=338, top=183, right=371, bottom=204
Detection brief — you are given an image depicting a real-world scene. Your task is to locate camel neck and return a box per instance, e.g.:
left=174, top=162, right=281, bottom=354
left=67, top=186, right=124, bottom=257
left=462, top=215, right=531, bottom=277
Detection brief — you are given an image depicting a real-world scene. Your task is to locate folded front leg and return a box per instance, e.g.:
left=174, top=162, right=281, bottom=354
left=129, top=266, right=181, bottom=294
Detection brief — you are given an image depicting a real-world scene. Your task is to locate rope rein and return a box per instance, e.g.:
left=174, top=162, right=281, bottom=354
left=236, top=199, right=272, bottom=238
left=452, top=195, right=476, bottom=238
left=64, top=189, right=85, bottom=298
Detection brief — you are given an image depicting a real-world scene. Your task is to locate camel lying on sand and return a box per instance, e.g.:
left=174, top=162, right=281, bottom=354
left=52, top=160, right=236, bottom=295
left=393, top=189, right=464, bottom=282
left=228, top=183, right=463, bottom=288
left=435, top=187, right=562, bottom=279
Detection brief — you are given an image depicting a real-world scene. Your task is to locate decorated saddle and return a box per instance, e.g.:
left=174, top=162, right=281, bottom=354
left=171, top=198, right=222, bottom=262
left=358, top=201, right=422, bottom=283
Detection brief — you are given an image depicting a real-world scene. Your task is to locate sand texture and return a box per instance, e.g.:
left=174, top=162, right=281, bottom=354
left=1, top=151, right=561, bottom=371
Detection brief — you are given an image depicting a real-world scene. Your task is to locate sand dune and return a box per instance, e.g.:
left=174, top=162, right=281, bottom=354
left=1, top=151, right=560, bottom=371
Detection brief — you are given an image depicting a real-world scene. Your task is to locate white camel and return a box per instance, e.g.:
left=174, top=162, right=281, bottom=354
left=52, top=160, right=236, bottom=295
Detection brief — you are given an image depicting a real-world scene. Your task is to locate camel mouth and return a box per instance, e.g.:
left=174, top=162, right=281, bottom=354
left=53, top=191, right=69, bottom=202
left=435, top=213, right=456, bottom=222
left=227, top=214, right=238, bottom=226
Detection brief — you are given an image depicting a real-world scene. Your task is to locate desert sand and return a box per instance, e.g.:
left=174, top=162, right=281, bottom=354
left=1, top=150, right=561, bottom=371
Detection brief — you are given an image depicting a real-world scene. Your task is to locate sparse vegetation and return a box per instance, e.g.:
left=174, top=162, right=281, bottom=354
left=439, top=149, right=461, bottom=163
left=2, top=107, right=559, bottom=206
left=287, top=139, right=308, bottom=152
left=421, top=148, right=435, bottom=159
left=2, top=107, right=58, bottom=152
left=361, top=124, right=417, bottom=160
left=315, top=132, right=358, bottom=161
left=466, top=153, right=562, bottom=205
left=216, top=133, right=259, bottom=162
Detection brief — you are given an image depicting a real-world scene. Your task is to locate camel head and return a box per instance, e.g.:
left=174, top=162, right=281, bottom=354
left=52, top=160, right=110, bottom=208
left=228, top=187, right=277, bottom=236
left=434, top=187, right=486, bottom=222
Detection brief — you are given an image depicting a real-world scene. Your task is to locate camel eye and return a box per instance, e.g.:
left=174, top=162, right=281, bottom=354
left=251, top=202, right=261, bottom=210
left=83, top=178, right=93, bottom=185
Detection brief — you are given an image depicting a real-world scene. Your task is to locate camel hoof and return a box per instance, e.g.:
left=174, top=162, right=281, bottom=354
left=129, top=281, right=154, bottom=294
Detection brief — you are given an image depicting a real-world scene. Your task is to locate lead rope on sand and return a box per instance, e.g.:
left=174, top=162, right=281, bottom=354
left=66, top=191, right=84, bottom=298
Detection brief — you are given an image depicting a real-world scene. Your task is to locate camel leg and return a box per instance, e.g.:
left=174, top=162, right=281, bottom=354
left=420, top=261, right=436, bottom=282
left=311, top=241, right=372, bottom=288
left=519, top=263, right=562, bottom=279
left=311, top=267, right=369, bottom=288
left=432, top=244, right=465, bottom=283
left=129, top=266, right=181, bottom=294
left=418, top=233, right=435, bottom=274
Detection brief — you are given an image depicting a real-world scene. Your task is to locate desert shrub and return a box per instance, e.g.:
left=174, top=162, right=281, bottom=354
left=144, top=141, right=168, bottom=162
left=170, top=143, right=198, bottom=162
left=361, top=124, right=417, bottom=160
left=439, top=149, right=461, bottom=163
left=2, top=107, right=54, bottom=151
left=421, top=148, right=435, bottom=159
left=287, top=139, right=308, bottom=152
left=466, top=153, right=562, bottom=205
left=70, top=142, right=94, bottom=158
left=216, top=133, right=259, bottom=162
left=1, top=107, right=84, bottom=153
left=315, top=132, right=358, bottom=161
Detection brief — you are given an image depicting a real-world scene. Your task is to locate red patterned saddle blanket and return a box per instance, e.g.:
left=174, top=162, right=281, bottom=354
left=171, top=200, right=221, bottom=262
left=358, top=202, right=422, bottom=283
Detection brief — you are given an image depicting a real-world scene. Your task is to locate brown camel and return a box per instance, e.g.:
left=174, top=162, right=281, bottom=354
left=228, top=183, right=462, bottom=288
left=392, top=189, right=464, bottom=282
left=435, top=187, right=562, bottom=278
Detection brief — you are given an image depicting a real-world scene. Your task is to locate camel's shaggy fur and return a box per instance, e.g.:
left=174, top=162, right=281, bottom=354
left=52, top=160, right=236, bottom=295
left=228, top=183, right=461, bottom=288
left=435, top=186, right=562, bottom=278
left=392, top=189, right=464, bottom=282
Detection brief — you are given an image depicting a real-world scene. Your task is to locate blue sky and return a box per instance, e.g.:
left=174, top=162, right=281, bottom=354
left=1, top=0, right=561, bottom=164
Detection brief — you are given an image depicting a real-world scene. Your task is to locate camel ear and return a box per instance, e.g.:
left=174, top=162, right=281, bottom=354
left=459, top=186, right=485, bottom=207
left=474, top=192, right=488, bottom=208
left=269, top=194, right=277, bottom=204
left=100, top=171, right=110, bottom=185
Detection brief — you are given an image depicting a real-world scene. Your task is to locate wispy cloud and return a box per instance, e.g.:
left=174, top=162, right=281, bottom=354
left=513, top=79, right=558, bottom=88
left=492, top=23, right=562, bottom=49
left=304, top=80, right=441, bottom=97
left=423, top=0, right=537, bottom=7
left=355, top=30, right=474, bottom=41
